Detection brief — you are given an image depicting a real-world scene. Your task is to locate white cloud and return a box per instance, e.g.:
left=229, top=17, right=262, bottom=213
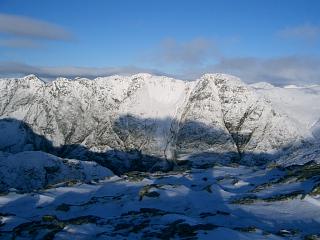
left=1, top=56, right=319, bottom=86
left=0, top=62, right=166, bottom=79
left=0, top=13, right=72, bottom=40
left=192, top=56, right=320, bottom=85
left=0, top=38, right=42, bottom=48
left=278, top=24, right=320, bottom=42
left=148, top=38, right=220, bottom=66
left=145, top=37, right=320, bottom=85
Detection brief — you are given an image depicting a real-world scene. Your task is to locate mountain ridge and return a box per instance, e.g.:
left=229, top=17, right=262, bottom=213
left=0, top=73, right=314, bottom=171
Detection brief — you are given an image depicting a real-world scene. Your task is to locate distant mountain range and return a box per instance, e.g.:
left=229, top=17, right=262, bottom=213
left=0, top=73, right=318, bottom=175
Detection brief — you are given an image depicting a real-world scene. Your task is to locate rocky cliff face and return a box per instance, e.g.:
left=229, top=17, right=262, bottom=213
left=0, top=73, right=304, bottom=172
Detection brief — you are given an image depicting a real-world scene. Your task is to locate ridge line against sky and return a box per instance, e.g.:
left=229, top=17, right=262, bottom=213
left=0, top=0, right=319, bottom=85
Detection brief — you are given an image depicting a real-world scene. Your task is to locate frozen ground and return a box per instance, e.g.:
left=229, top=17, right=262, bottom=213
left=1, top=164, right=319, bottom=239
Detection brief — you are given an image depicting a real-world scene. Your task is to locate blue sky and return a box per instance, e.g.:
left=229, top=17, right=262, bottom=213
left=0, top=0, right=320, bottom=84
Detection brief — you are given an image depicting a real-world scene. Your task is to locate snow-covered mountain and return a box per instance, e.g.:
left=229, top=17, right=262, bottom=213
left=251, top=82, right=320, bottom=139
left=0, top=73, right=310, bottom=172
left=0, top=73, right=319, bottom=240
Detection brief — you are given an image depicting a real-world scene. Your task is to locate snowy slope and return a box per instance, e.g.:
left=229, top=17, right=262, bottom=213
left=311, top=119, right=320, bottom=139
left=251, top=82, right=320, bottom=139
left=0, top=151, right=113, bottom=192
left=0, top=164, right=319, bottom=239
left=250, top=82, right=320, bottom=166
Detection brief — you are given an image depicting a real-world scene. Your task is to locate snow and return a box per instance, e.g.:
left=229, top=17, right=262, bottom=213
left=0, top=73, right=319, bottom=239
left=311, top=119, right=320, bottom=139
left=0, top=165, right=319, bottom=239
left=0, top=151, right=114, bottom=192
left=252, top=83, right=320, bottom=137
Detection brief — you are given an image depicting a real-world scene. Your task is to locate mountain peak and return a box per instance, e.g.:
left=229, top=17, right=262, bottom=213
left=20, top=74, right=44, bottom=86
left=131, top=73, right=153, bottom=79
left=200, top=73, right=244, bottom=86
left=250, top=82, right=275, bottom=89
left=22, top=74, right=41, bottom=81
